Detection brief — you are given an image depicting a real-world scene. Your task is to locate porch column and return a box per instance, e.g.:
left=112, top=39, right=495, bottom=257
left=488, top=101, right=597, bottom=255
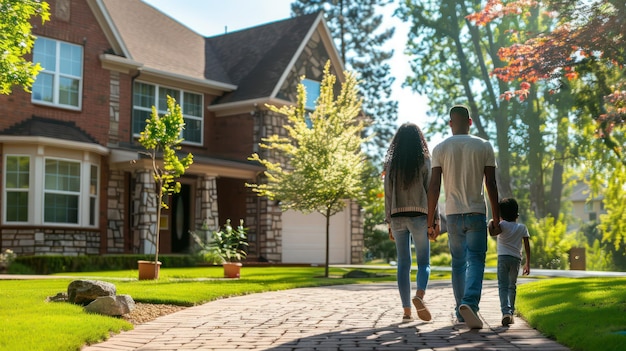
left=132, top=170, right=158, bottom=254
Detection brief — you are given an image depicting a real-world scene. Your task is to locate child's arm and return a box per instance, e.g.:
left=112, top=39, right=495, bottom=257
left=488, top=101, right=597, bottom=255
left=522, top=237, right=530, bottom=275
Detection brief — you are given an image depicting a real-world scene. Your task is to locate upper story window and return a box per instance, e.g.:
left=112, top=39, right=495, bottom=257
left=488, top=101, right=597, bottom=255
left=302, top=79, right=321, bottom=111
left=302, top=79, right=320, bottom=128
left=132, top=82, right=203, bottom=145
left=31, top=37, right=83, bottom=110
left=3, top=153, right=99, bottom=227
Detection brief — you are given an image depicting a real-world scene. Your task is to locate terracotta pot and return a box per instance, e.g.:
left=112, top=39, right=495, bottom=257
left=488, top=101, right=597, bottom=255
left=223, top=262, right=242, bottom=278
left=138, top=260, right=162, bottom=280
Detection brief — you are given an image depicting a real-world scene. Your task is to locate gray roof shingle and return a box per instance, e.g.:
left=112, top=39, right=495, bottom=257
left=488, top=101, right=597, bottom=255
left=0, top=116, right=98, bottom=144
left=101, top=0, right=320, bottom=103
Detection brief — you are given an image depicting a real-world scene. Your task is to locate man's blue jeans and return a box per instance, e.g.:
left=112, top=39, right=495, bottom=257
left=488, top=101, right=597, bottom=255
left=447, top=213, right=487, bottom=316
left=391, top=216, right=430, bottom=308
left=497, top=254, right=521, bottom=315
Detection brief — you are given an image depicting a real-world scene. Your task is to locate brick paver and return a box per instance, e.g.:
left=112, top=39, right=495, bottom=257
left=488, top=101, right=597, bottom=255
left=82, top=280, right=570, bottom=350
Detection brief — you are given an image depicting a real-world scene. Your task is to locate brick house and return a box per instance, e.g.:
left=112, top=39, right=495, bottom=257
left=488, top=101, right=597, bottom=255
left=0, top=0, right=364, bottom=264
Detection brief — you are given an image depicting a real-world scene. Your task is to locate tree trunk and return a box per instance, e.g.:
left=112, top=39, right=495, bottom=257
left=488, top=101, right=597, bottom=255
left=526, top=95, right=546, bottom=218
left=324, top=207, right=331, bottom=278
left=547, top=95, right=571, bottom=219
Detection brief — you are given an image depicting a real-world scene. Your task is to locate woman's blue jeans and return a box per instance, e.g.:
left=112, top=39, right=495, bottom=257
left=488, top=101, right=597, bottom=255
left=497, top=254, right=521, bottom=315
left=391, top=216, right=430, bottom=308
left=447, top=213, right=487, bottom=315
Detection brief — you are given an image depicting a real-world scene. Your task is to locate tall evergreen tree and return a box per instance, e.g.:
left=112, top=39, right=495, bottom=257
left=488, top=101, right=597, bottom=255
left=291, top=0, right=397, bottom=166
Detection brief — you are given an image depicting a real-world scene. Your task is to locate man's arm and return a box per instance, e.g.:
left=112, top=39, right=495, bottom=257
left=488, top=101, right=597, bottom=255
left=427, top=167, right=442, bottom=240
left=522, top=237, right=530, bottom=275
left=484, top=166, right=501, bottom=235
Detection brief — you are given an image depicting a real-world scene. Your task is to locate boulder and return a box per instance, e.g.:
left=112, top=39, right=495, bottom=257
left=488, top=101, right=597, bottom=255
left=67, top=280, right=116, bottom=305
left=84, top=295, right=135, bottom=316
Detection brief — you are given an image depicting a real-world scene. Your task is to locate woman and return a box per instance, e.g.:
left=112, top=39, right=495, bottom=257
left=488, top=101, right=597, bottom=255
left=384, top=122, right=435, bottom=322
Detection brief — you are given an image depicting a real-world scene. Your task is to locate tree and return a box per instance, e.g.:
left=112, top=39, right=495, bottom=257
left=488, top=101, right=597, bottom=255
left=470, top=0, right=626, bottom=263
left=398, top=0, right=579, bottom=220
left=247, top=61, right=367, bottom=277
left=138, top=95, right=193, bottom=278
left=291, top=0, right=397, bottom=165
left=0, top=0, right=50, bottom=94
left=469, top=0, right=626, bottom=160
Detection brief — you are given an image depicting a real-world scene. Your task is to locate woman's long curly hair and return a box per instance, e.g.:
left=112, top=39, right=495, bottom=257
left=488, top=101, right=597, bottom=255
left=384, top=123, right=430, bottom=189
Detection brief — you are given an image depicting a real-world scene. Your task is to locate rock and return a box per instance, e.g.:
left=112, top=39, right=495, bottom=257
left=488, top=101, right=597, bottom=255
left=67, top=280, right=116, bottom=305
left=85, top=295, right=135, bottom=316
left=46, top=292, right=68, bottom=302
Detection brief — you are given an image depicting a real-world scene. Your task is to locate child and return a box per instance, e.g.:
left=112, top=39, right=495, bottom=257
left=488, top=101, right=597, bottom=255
left=488, top=198, right=530, bottom=326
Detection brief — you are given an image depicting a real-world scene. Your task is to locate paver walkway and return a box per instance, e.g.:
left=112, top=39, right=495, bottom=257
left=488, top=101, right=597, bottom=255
left=82, top=280, right=570, bottom=350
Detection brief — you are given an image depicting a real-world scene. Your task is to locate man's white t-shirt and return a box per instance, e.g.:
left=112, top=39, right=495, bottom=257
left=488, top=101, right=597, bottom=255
left=431, top=134, right=496, bottom=215
left=497, top=220, right=530, bottom=259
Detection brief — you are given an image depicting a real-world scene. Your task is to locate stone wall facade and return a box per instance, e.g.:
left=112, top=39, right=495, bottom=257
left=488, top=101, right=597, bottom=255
left=1, top=228, right=100, bottom=256
left=131, top=170, right=158, bottom=254
left=106, top=170, right=126, bottom=253
left=194, top=175, right=219, bottom=233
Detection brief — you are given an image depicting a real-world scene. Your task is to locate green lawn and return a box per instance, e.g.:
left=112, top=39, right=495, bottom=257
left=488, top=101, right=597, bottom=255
left=0, top=266, right=623, bottom=351
left=517, top=277, right=626, bottom=351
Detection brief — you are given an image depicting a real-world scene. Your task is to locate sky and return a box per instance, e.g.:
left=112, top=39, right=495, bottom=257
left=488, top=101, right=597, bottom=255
left=141, top=0, right=438, bottom=144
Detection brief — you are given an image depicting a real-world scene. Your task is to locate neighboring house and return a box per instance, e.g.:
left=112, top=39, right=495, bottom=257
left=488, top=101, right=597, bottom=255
left=0, top=0, right=364, bottom=264
left=569, top=181, right=606, bottom=229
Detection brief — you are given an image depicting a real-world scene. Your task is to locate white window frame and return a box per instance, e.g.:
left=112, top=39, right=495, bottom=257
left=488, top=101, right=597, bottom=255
left=4, top=155, right=31, bottom=223
left=43, top=157, right=81, bottom=225
left=3, top=152, right=99, bottom=228
left=31, top=37, right=83, bottom=110
left=132, top=81, right=204, bottom=145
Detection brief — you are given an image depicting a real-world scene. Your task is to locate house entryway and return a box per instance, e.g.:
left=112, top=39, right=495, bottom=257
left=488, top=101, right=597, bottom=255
left=170, top=183, right=191, bottom=253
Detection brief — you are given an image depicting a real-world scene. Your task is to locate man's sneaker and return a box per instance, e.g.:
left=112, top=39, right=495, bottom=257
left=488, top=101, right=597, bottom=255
left=502, top=314, right=513, bottom=326
left=459, top=304, right=483, bottom=329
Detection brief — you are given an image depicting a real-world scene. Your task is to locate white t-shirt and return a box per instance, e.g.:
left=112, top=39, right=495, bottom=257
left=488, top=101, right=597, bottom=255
left=497, top=220, right=530, bottom=259
left=431, top=134, right=497, bottom=215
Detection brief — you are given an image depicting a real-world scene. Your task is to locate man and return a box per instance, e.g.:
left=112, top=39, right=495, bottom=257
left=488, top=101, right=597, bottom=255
left=426, top=105, right=500, bottom=329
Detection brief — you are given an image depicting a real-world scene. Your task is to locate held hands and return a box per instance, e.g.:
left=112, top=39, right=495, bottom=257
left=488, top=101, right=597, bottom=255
left=427, top=223, right=440, bottom=242
left=488, top=219, right=502, bottom=236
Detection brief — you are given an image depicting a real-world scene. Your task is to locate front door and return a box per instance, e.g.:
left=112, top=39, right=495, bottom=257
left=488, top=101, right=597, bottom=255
left=171, top=183, right=191, bottom=253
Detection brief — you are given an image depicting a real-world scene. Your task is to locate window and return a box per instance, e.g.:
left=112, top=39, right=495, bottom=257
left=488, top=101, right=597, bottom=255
left=302, top=79, right=321, bottom=111
left=32, top=37, right=83, bottom=109
left=302, top=79, right=320, bottom=128
left=44, top=159, right=80, bottom=224
left=5, top=156, right=30, bottom=222
left=3, top=154, right=98, bottom=227
left=89, top=165, right=98, bottom=226
left=132, top=82, right=203, bottom=144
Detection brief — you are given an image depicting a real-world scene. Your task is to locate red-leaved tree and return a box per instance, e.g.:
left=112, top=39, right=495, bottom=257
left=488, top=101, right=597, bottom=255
left=468, top=0, right=625, bottom=158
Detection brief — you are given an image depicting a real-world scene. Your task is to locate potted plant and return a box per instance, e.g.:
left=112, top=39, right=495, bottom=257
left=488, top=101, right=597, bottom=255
left=191, top=219, right=248, bottom=278
left=137, top=95, right=193, bottom=280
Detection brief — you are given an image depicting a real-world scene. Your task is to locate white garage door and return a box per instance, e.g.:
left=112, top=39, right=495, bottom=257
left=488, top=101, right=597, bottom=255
left=281, top=208, right=350, bottom=264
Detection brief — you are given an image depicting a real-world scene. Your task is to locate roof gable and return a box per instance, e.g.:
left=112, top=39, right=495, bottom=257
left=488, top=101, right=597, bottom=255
left=208, top=12, right=324, bottom=105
